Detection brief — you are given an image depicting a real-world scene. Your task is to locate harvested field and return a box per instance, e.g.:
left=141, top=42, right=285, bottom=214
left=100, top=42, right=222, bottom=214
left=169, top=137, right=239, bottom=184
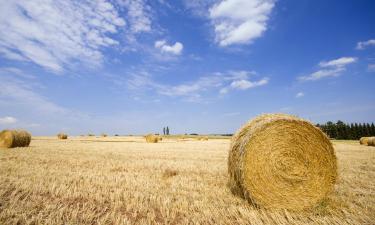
left=0, top=137, right=374, bottom=224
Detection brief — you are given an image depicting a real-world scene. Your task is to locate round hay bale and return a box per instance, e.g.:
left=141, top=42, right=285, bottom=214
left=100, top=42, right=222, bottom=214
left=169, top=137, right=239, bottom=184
left=359, top=137, right=369, bottom=145
left=367, top=137, right=375, bottom=146
left=145, top=134, right=158, bottom=143
left=158, top=137, right=163, bottom=141
left=228, top=114, right=337, bottom=211
left=0, top=129, right=31, bottom=148
left=101, top=133, right=108, bottom=137
left=57, top=133, right=68, bottom=139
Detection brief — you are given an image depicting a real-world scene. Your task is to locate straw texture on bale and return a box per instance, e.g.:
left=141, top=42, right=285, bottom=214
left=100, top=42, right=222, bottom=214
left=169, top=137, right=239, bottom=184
left=359, top=137, right=369, bottom=145
left=367, top=137, right=375, bottom=146
left=228, top=114, right=337, bottom=211
left=145, top=135, right=159, bottom=143
left=0, top=130, right=31, bottom=148
left=57, top=133, right=68, bottom=139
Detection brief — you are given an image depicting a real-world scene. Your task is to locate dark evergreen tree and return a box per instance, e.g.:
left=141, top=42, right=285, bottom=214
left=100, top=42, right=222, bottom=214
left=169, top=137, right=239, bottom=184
left=371, top=123, right=375, bottom=136
left=349, top=123, right=355, bottom=140
left=166, top=126, right=169, bottom=135
left=366, top=123, right=371, bottom=136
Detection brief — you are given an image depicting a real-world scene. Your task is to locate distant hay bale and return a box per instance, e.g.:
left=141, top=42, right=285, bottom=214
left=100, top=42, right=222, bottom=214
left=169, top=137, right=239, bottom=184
left=145, top=134, right=158, bottom=143
left=158, top=137, right=163, bottom=141
left=101, top=133, right=108, bottom=137
left=197, top=136, right=208, bottom=141
left=368, top=137, right=375, bottom=146
left=0, top=129, right=31, bottom=148
left=228, top=114, right=337, bottom=211
left=359, top=137, right=369, bottom=145
left=57, top=133, right=68, bottom=139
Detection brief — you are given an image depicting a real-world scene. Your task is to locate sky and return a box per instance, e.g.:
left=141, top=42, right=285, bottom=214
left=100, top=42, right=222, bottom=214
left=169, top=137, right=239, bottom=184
left=0, top=0, right=374, bottom=135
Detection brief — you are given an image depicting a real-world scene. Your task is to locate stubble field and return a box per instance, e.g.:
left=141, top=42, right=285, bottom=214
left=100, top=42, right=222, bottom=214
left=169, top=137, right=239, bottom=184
left=0, top=136, right=374, bottom=224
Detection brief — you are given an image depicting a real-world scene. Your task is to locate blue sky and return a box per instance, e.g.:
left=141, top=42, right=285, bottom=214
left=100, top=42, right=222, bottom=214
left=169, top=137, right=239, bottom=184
left=0, top=0, right=374, bottom=135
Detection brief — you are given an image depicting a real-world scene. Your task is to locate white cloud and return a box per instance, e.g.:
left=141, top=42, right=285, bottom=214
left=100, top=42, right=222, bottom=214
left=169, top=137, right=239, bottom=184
left=368, top=64, right=375, bottom=72
left=319, top=57, right=357, bottom=68
left=184, top=0, right=216, bottom=16
left=126, top=70, right=268, bottom=101
left=356, top=39, right=375, bottom=50
left=0, top=75, right=69, bottom=115
left=209, top=0, right=275, bottom=46
left=0, top=0, right=157, bottom=72
left=154, top=40, right=184, bottom=55
left=117, top=0, right=152, bottom=33
left=298, top=57, right=357, bottom=81
left=0, top=72, right=92, bottom=134
left=230, top=78, right=268, bottom=90
left=0, top=116, right=17, bottom=125
left=0, top=67, right=36, bottom=79
left=295, top=92, right=304, bottom=98
left=367, top=64, right=375, bottom=72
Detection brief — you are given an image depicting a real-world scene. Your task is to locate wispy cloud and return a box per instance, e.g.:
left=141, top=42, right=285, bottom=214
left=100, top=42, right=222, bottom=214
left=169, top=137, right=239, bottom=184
left=0, top=116, right=17, bottom=125
left=298, top=57, right=357, bottom=81
left=154, top=40, right=184, bottom=55
left=0, top=0, right=158, bottom=73
left=209, top=0, right=275, bottom=46
left=183, top=0, right=216, bottom=16
left=368, top=64, right=375, bottom=72
left=295, top=92, right=304, bottom=98
left=126, top=70, right=268, bottom=101
left=318, top=57, right=357, bottom=68
left=0, top=0, right=127, bottom=72
left=0, top=75, right=69, bottom=115
left=356, top=39, right=375, bottom=50
left=117, top=0, right=152, bottom=33
left=0, top=67, right=36, bottom=79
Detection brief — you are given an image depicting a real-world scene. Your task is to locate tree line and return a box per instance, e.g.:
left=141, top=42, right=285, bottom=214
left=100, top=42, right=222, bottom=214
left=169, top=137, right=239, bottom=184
left=316, top=121, right=375, bottom=140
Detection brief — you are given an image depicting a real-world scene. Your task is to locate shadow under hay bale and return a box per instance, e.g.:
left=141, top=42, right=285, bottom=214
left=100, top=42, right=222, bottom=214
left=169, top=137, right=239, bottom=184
left=57, top=133, right=68, bottom=139
left=228, top=113, right=337, bottom=211
left=0, top=129, right=31, bottom=148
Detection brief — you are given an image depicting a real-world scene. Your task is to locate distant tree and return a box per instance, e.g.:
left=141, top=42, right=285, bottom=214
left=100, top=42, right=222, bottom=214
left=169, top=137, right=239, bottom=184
left=349, top=123, right=355, bottom=140
left=371, top=123, right=375, bottom=136
left=366, top=123, right=372, bottom=136
left=166, top=126, right=169, bottom=135
left=163, top=127, right=166, bottom=135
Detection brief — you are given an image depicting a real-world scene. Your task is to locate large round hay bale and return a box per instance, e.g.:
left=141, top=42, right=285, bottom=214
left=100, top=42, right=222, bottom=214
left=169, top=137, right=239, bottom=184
left=0, top=129, right=31, bottom=148
left=368, top=137, right=375, bottom=146
left=359, top=137, right=369, bottom=145
left=145, top=134, right=159, bottom=143
left=228, top=114, right=337, bottom=211
left=57, top=133, right=68, bottom=139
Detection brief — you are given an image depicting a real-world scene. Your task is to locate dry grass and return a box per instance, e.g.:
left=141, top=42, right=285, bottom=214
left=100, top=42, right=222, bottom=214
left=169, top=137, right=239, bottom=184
left=0, top=137, right=374, bottom=224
